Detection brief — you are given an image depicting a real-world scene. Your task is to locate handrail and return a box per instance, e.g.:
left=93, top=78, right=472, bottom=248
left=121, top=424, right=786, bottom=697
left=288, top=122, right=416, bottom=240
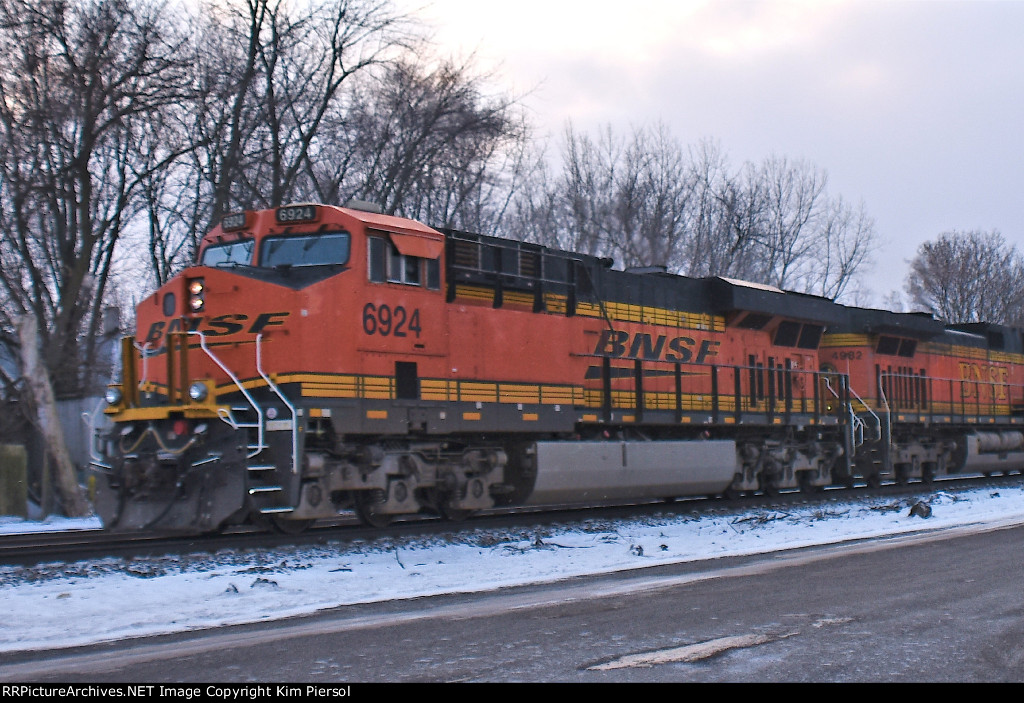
left=134, top=340, right=151, bottom=392
left=255, top=333, right=299, bottom=474
left=847, top=384, right=882, bottom=442
left=877, top=369, right=1017, bottom=419
left=85, top=397, right=111, bottom=469
left=823, top=375, right=878, bottom=446
left=877, top=381, right=892, bottom=447
left=189, top=330, right=267, bottom=458
left=89, top=334, right=131, bottom=469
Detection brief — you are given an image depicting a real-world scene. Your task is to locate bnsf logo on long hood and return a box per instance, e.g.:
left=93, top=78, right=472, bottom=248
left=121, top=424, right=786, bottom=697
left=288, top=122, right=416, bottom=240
left=142, top=312, right=291, bottom=345
left=594, top=330, right=720, bottom=363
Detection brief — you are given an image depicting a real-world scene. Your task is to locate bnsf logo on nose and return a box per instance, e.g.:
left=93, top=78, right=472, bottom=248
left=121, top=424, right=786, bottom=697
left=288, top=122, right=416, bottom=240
left=594, top=330, right=720, bottom=364
left=143, top=312, right=290, bottom=344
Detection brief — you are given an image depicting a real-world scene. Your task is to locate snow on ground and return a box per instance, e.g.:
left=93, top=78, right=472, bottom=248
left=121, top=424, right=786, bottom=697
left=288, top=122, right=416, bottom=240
left=2, top=484, right=1024, bottom=654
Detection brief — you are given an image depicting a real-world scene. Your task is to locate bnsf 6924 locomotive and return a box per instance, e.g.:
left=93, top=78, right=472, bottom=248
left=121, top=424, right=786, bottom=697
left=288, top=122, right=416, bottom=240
left=91, top=202, right=1024, bottom=532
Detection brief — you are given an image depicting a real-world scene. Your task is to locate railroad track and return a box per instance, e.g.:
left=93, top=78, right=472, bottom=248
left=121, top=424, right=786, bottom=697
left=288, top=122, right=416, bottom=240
left=3, top=473, right=1022, bottom=568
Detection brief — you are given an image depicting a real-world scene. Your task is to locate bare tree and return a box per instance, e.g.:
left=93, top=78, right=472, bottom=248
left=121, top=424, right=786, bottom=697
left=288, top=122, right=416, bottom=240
left=18, top=316, right=92, bottom=516
left=0, top=0, right=192, bottom=392
left=698, top=159, right=768, bottom=281
left=683, top=139, right=747, bottom=278
left=517, top=123, right=696, bottom=268
left=517, top=125, right=876, bottom=300
left=608, top=124, right=696, bottom=269
left=905, top=230, right=1024, bottom=325
left=132, top=0, right=413, bottom=287
left=498, top=143, right=566, bottom=245
left=544, top=122, right=619, bottom=257
left=793, top=196, right=877, bottom=300
left=0, top=0, right=193, bottom=512
left=334, top=57, right=530, bottom=233
left=753, top=156, right=828, bottom=288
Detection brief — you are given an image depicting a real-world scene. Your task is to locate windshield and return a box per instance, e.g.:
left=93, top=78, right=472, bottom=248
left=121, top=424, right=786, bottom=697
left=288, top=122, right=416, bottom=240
left=201, top=239, right=254, bottom=267
left=260, top=231, right=351, bottom=268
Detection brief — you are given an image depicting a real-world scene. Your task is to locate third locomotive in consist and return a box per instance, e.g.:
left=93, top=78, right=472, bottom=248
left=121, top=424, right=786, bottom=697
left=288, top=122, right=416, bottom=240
left=91, top=202, right=1024, bottom=532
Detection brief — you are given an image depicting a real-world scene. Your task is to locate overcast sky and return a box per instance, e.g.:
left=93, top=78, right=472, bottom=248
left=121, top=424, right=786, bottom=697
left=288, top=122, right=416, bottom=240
left=402, top=0, right=1024, bottom=306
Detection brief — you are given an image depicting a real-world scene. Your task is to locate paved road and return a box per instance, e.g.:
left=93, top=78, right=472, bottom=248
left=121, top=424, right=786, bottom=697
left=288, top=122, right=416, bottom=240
left=4, top=518, right=1024, bottom=682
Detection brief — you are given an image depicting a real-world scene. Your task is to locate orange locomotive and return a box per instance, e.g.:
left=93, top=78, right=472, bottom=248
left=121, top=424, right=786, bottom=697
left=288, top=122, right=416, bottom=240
left=822, top=313, right=1024, bottom=485
left=91, top=203, right=1024, bottom=532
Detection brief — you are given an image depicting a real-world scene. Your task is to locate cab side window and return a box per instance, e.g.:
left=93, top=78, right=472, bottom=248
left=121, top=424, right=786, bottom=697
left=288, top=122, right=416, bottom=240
left=390, top=245, right=420, bottom=285
left=368, top=236, right=387, bottom=282
left=368, top=235, right=440, bottom=290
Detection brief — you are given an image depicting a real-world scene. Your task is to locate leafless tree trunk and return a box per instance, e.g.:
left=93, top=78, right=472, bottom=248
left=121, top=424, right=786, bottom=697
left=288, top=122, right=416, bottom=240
left=17, top=316, right=91, bottom=517
left=703, top=162, right=768, bottom=281
left=201, top=0, right=413, bottom=218
left=685, top=139, right=742, bottom=278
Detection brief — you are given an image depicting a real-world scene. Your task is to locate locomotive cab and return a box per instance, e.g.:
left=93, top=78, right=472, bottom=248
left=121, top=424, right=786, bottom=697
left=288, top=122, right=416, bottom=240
left=94, top=203, right=453, bottom=531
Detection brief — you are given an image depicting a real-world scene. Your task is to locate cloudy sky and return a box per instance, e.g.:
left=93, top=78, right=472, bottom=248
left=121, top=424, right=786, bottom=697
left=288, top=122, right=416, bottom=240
left=403, top=0, right=1024, bottom=305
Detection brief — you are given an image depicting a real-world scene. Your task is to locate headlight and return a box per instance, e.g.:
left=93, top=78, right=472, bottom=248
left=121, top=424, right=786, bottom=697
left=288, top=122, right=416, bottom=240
left=187, top=277, right=205, bottom=312
left=105, top=387, right=123, bottom=406
left=188, top=382, right=209, bottom=402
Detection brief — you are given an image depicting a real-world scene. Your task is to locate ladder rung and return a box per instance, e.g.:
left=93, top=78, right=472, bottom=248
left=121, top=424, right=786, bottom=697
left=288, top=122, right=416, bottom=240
left=259, top=506, right=294, bottom=514
left=249, top=486, right=282, bottom=494
left=248, top=464, right=276, bottom=471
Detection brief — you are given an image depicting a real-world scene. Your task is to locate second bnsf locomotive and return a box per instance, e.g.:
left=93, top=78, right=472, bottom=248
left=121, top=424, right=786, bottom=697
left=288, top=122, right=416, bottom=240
left=91, top=202, right=1024, bottom=532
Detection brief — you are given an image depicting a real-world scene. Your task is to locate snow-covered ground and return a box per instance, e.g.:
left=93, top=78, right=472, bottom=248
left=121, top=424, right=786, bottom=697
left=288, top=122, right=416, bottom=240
left=2, top=484, right=1024, bottom=654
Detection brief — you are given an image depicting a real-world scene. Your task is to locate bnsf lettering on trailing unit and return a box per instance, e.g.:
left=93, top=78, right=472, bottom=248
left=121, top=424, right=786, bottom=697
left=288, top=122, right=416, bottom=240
left=594, top=330, right=721, bottom=363
left=144, top=312, right=290, bottom=344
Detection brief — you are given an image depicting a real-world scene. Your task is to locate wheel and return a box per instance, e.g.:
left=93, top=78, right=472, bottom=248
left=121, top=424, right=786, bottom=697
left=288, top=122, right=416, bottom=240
left=720, top=485, right=742, bottom=500
left=271, top=516, right=314, bottom=535
left=425, top=486, right=476, bottom=522
left=895, top=466, right=909, bottom=485
left=832, top=469, right=855, bottom=489
left=353, top=491, right=392, bottom=528
left=921, top=464, right=935, bottom=484
left=439, top=504, right=474, bottom=522
left=798, top=473, right=823, bottom=494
